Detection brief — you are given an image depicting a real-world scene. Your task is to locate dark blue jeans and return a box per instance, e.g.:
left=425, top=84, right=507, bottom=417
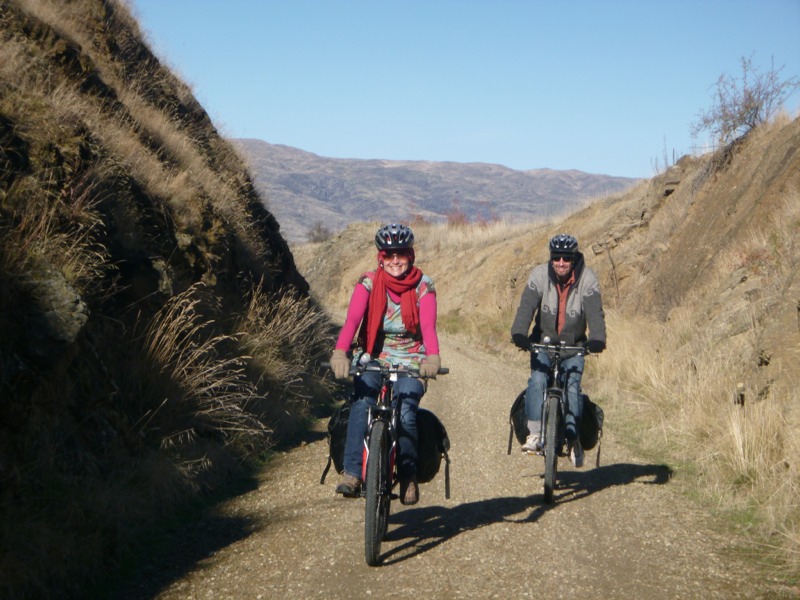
left=342, top=367, right=425, bottom=480
left=525, top=352, right=584, bottom=441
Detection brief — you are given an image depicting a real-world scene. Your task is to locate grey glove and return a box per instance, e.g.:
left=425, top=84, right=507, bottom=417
left=419, top=354, right=441, bottom=378
left=330, top=349, right=351, bottom=379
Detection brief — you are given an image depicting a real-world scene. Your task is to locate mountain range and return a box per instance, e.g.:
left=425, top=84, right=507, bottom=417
left=233, top=139, right=639, bottom=242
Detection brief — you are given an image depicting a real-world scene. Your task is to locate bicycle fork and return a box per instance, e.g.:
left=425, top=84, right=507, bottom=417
left=541, top=389, right=566, bottom=454
left=362, top=405, right=397, bottom=489
left=542, top=358, right=568, bottom=455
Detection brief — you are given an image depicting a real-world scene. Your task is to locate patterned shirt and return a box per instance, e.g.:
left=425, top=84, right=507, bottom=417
left=355, top=271, right=436, bottom=368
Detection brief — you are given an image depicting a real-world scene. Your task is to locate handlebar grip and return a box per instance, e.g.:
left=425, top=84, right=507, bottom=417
left=320, top=361, right=330, bottom=369
left=438, top=367, right=449, bottom=375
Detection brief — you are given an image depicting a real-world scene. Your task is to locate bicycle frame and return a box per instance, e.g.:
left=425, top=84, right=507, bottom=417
left=529, top=340, right=586, bottom=503
left=361, top=368, right=402, bottom=495
left=341, top=360, right=447, bottom=566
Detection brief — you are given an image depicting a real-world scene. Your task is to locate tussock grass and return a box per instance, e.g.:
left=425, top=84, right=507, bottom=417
left=589, top=184, right=800, bottom=572
left=143, top=283, right=267, bottom=454
left=239, top=286, right=332, bottom=385
left=236, top=286, right=335, bottom=439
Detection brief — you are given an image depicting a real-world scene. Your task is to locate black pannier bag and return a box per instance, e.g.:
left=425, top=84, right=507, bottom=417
left=507, top=389, right=529, bottom=454
left=579, top=393, right=604, bottom=452
left=320, top=403, right=452, bottom=498
left=508, top=390, right=604, bottom=467
left=416, top=408, right=451, bottom=498
left=320, top=398, right=352, bottom=484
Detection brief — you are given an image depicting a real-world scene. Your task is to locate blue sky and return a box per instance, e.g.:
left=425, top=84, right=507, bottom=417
left=127, top=0, right=800, bottom=178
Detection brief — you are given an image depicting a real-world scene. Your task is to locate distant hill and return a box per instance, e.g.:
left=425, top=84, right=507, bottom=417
left=233, top=139, right=639, bottom=242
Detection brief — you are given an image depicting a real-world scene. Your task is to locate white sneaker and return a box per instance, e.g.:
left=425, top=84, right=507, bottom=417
left=569, top=440, right=584, bottom=468
left=521, top=434, right=542, bottom=454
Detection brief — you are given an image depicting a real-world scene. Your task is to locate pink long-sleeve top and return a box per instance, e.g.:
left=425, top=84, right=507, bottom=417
left=335, top=273, right=439, bottom=360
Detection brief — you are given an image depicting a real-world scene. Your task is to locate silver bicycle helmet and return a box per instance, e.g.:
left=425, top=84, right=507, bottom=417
left=549, top=233, right=579, bottom=256
left=375, top=223, right=415, bottom=251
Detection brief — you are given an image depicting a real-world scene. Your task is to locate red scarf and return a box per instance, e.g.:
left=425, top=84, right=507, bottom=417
left=360, top=256, right=422, bottom=355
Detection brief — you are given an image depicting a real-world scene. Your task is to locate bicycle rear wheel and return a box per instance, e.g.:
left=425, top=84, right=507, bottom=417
left=365, top=420, right=390, bottom=566
left=543, top=393, right=561, bottom=503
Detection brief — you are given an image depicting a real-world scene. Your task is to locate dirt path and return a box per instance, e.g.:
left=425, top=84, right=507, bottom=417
left=117, top=335, right=764, bottom=599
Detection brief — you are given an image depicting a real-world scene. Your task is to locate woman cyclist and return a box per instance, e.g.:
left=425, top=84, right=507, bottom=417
left=329, top=223, right=441, bottom=505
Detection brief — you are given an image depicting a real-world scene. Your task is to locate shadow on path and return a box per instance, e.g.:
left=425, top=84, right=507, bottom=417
left=381, top=461, right=672, bottom=565
left=99, top=478, right=260, bottom=600
left=102, top=461, right=672, bottom=592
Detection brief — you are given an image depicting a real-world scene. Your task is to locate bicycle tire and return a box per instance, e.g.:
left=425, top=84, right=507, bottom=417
left=364, top=420, right=389, bottom=566
left=543, top=393, right=560, bottom=503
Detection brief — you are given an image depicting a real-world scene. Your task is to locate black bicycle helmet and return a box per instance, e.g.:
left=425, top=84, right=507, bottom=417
left=549, top=233, right=579, bottom=256
left=375, top=223, right=415, bottom=251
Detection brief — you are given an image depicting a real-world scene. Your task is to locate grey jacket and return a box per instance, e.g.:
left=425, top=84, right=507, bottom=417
left=510, top=252, right=606, bottom=348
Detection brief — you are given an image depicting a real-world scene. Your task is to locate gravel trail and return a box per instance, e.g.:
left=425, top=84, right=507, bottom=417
left=119, top=335, right=763, bottom=599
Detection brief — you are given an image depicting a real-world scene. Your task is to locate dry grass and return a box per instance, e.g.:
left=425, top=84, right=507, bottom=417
left=299, top=177, right=800, bottom=575
left=597, top=311, right=800, bottom=570
left=414, top=219, right=549, bottom=254
left=239, top=286, right=332, bottom=385
left=7, top=0, right=267, bottom=265
left=235, top=286, right=335, bottom=440
left=587, top=188, right=800, bottom=571
left=142, top=283, right=267, bottom=455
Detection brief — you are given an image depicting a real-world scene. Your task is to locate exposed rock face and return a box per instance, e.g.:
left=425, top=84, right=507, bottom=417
left=27, top=268, right=89, bottom=356
left=1, top=0, right=309, bottom=368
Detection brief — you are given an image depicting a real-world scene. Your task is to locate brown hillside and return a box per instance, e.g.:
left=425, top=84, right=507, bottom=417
left=1, top=1, right=333, bottom=597
left=293, top=114, right=800, bottom=577
left=296, top=113, right=800, bottom=449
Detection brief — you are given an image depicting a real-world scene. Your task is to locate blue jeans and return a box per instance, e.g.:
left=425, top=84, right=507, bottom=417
left=342, top=366, right=425, bottom=480
left=525, top=352, right=584, bottom=441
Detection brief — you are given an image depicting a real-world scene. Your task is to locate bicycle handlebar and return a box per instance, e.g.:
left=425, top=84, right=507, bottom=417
left=529, top=342, right=587, bottom=356
left=320, top=361, right=449, bottom=377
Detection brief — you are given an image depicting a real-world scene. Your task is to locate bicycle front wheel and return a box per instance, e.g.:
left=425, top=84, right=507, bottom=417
left=364, top=419, right=390, bottom=566
left=543, top=393, right=561, bottom=503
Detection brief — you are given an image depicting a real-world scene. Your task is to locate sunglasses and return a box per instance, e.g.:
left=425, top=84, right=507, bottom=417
left=551, top=255, right=574, bottom=263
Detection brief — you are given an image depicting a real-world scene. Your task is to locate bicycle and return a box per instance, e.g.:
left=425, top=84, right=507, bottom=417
left=323, top=358, right=448, bottom=566
left=527, top=338, right=589, bottom=504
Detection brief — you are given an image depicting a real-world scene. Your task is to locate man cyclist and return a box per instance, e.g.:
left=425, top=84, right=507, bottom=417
left=510, top=233, right=606, bottom=467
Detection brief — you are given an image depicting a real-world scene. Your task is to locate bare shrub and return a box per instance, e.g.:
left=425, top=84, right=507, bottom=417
left=307, top=221, right=333, bottom=243
left=445, top=199, right=470, bottom=227
left=692, top=55, right=800, bottom=146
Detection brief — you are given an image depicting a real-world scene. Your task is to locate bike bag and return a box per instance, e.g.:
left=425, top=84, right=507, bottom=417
left=416, top=408, right=451, bottom=498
